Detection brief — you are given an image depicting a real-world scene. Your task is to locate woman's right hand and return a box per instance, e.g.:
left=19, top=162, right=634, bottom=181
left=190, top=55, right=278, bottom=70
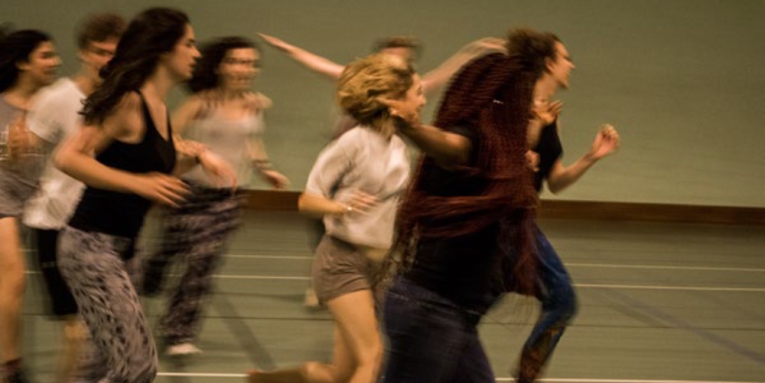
left=336, top=191, right=378, bottom=215
left=257, top=33, right=292, bottom=53
left=131, top=172, right=190, bottom=207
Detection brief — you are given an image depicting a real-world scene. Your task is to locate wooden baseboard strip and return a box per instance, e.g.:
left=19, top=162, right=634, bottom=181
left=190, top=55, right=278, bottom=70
left=241, top=190, right=765, bottom=225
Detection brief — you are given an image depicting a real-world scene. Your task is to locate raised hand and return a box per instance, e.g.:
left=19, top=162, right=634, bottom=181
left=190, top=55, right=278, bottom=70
left=257, top=33, right=292, bottom=52
left=589, top=124, right=620, bottom=160
left=532, top=100, right=563, bottom=126
left=381, top=97, right=421, bottom=130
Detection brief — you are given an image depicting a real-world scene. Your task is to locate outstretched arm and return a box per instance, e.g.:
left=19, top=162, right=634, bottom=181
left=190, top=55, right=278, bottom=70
left=546, top=124, right=620, bottom=194
left=422, top=37, right=506, bottom=95
left=258, top=33, right=345, bottom=80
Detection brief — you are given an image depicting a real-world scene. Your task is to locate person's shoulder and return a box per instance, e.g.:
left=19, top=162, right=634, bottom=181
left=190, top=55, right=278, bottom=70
left=32, top=78, right=80, bottom=106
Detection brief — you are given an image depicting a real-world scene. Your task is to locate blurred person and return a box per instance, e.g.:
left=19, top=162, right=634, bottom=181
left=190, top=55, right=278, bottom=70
left=21, top=13, right=126, bottom=383
left=140, top=36, right=288, bottom=356
left=54, top=8, right=234, bottom=382
left=0, top=27, right=60, bottom=383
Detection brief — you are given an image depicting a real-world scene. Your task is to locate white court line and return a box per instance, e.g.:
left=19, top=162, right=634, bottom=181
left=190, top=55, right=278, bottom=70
left=155, top=373, right=762, bottom=383
left=567, top=263, right=765, bottom=273
left=225, top=254, right=765, bottom=273
left=576, top=283, right=765, bottom=293
left=22, top=271, right=765, bottom=291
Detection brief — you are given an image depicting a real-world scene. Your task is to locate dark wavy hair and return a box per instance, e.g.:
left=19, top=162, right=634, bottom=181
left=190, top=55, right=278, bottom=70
left=0, top=27, right=52, bottom=93
left=81, top=7, right=190, bottom=125
left=187, top=36, right=259, bottom=94
left=391, top=28, right=561, bottom=295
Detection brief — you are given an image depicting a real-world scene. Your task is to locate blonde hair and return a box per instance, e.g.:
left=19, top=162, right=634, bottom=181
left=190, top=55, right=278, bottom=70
left=337, top=53, right=415, bottom=133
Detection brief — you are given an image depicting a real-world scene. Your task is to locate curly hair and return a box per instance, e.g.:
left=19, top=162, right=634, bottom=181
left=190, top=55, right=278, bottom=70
left=0, top=28, right=52, bottom=93
left=187, top=36, right=259, bottom=94
left=81, top=7, right=189, bottom=125
left=391, top=28, right=561, bottom=295
left=336, top=53, right=415, bottom=134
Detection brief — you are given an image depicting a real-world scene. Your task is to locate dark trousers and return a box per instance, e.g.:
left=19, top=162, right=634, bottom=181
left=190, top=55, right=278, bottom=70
left=382, top=277, right=495, bottom=383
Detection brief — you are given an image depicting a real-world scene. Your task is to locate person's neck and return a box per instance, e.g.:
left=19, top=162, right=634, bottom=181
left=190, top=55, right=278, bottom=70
left=218, top=87, right=246, bottom=101
left=71, top=71, right=100, bottom=96
left=534, top=74, right=560, bottom=103
left=2, top=77, right=43, bottom=109
left=142, top=67, right=176, bottom=101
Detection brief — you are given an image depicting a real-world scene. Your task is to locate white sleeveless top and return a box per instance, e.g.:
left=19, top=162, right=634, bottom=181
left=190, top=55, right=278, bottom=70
left=181, top=109, right=265, bottom=188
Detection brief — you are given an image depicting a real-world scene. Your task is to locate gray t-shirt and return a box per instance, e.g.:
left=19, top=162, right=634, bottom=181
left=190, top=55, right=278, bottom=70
left=0, top=95, right=44, bottom=217
left=23, top=78, right=87, bottom=229
left=305, top=126, right=410, bottom=249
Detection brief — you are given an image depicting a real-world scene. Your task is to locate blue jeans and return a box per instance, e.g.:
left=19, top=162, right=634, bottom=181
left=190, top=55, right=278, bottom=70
left=516, top=229, right=578, bottom=382
left=382, top=278, right=495, bottom=383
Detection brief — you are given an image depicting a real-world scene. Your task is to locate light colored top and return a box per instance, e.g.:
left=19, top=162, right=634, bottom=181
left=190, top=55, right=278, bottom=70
left=306, top=126, right=410, bottom=249
left=0, top=95, right=45, bottom=216
left=181, top=108, right=265, bottom=188
left=23, top=78, right=87, bottom=229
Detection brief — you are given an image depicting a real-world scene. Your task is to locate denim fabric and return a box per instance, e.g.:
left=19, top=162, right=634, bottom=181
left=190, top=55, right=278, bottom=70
left=516, top=229, right=578, bottom=382
left=382, top=277, right=495, bottom=383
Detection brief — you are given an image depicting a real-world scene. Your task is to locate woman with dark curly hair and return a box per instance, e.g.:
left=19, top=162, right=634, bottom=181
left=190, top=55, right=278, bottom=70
left=53, top=7, right=234, bottom=383
left=0, top=27, right=59, bottom=383
left=378, top=28, right=565, bottom=382
left=140, top=36, right=289, bottom=356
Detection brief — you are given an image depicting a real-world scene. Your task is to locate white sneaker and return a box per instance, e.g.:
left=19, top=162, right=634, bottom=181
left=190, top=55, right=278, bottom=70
left=166, top=342, right=203, bottom=356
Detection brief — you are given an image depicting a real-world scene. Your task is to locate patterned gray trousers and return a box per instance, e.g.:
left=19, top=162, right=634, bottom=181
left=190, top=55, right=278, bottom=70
left=142, top=186, right=243, bottom=346
left=58, top=226, right=157, bottom=383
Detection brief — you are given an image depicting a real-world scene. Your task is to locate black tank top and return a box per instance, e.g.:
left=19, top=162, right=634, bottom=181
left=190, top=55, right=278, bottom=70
left=69, top=92, right=177, bottom=237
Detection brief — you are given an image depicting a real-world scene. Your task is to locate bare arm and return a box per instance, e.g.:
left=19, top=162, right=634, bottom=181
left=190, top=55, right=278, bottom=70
left=298, top=191, right=376, bottom=218
left=422, top=37, right=506, bottom=95
left=258, top=33, right=344, bottom=80
left=53, top=95, right=190, bottom=206
left=383, top=97, right=472, bottom=168
left=397, top=123, right=472, bottom=168
left=247, top=137, right=289, bottom=189
left=546, top=124, right=620, bottom=194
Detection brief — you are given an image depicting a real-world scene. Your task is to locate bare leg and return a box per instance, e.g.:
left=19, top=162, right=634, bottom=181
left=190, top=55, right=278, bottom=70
left=247, top=290, right=381, bottom=383
left=0, top=217, right=25, bottom=367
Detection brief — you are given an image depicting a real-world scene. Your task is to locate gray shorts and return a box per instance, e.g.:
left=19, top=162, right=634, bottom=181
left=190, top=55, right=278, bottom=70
left=312, top=235, right=384, bottom=304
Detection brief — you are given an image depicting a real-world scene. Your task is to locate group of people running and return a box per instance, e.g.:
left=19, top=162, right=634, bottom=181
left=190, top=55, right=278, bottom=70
left=0, top=6, right=620, bottom=383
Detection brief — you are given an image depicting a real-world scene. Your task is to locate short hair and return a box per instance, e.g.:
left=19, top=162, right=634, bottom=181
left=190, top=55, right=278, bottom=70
left=337, top=53, right=415, bottom=129
left=372, top=36, right=422, bottom=60
left=505, top=28, right=561, bottom=79
left=76, top=13, right=126, bottom=49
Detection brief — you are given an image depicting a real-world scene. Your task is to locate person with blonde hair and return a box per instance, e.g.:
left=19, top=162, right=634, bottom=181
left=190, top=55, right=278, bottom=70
left=248, top=53, right=424, bottom=383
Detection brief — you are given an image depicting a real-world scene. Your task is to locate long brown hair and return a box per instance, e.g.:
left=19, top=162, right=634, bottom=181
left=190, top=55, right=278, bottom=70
left=392, top=29, right=560, bottom=295
left=81, top=8, right=189, bottom=125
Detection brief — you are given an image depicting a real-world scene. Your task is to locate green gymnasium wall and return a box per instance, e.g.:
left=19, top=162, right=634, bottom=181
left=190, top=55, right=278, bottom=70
left=3, top=0, right=764, bottom=207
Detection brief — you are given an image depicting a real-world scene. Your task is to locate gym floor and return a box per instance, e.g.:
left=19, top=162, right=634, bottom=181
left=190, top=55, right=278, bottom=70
left=21, top=211, right=765, bottom=382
